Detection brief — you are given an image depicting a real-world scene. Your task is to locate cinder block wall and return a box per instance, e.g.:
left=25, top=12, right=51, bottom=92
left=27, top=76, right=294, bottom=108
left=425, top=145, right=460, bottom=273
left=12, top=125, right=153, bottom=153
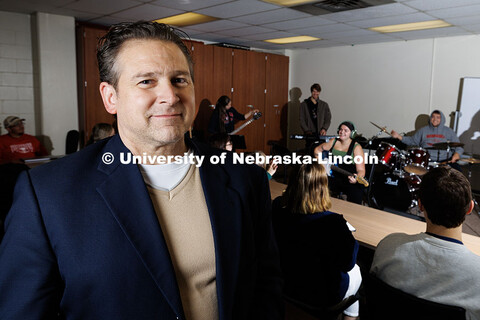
left=0, top=11, right=34, bottom=136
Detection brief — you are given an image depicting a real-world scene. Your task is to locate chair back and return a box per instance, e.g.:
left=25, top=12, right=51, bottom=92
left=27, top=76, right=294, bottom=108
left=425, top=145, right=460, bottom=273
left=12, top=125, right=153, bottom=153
left=284, top=293, right=358, bottom=320
left=366, top=274, right=466, bottom=320
left=65, top=130, right=79, bottom=154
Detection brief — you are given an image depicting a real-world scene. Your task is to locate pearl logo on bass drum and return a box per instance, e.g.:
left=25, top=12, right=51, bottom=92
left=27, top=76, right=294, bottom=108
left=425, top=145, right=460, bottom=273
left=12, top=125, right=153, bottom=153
left=385, top=177, right=399, bottom=186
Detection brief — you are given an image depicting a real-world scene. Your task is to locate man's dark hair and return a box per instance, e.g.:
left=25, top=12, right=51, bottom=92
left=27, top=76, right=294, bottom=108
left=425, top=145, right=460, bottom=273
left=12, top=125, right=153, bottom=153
left=432, top=110, right=441, bottom=116
left=97, top=21, right=194, bottom=89
left=310, top=83, right=321, bottom=93
left=419, top=166, right=472, bottom=228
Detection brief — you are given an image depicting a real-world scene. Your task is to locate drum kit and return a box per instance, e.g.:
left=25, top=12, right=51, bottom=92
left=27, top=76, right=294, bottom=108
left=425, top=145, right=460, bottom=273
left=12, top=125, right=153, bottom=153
left=368, top=122, right=466, bottom=211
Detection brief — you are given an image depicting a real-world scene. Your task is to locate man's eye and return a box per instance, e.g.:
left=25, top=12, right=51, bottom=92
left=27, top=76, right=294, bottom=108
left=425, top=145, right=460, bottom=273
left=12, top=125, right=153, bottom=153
left=173, top=78, right=188, bottom=85
left=139, top=80, right=152, bottom=85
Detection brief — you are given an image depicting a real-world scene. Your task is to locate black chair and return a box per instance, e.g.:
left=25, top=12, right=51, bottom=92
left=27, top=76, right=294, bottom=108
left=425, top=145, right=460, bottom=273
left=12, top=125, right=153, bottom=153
left=269, top=142, right=293, bottom=183
left=284, top=293, right=359, bottom=320
left=65, top=130, right=79, bottom=154
left=365, top=274, right=466, bottom=320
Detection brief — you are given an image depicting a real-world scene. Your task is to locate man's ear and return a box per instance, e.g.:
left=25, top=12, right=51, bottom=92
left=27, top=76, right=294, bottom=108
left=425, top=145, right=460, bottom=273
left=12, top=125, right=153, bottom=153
left=466, top=200, right=474, bottom=215
left=100, top=82, right=117, bottom=115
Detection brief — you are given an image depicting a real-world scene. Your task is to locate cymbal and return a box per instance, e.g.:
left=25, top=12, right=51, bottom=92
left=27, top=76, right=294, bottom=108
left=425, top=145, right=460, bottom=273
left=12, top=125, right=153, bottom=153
left=369, top=121, right=392, bottom=137
left=458, top=158, right=480, bottom=164
left=431, top=142, right=465, bottom=149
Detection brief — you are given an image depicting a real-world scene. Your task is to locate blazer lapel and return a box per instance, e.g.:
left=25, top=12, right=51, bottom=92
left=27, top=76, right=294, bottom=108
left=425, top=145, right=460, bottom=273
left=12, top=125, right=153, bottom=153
left=96, top=136, right=184, bottom=319
left=192, top=142, right=242, bottom=320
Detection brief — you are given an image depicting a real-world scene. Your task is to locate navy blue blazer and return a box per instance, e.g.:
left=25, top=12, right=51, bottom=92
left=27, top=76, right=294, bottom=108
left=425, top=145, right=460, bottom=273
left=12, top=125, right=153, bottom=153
left=0, top=135, right=283, bottom=320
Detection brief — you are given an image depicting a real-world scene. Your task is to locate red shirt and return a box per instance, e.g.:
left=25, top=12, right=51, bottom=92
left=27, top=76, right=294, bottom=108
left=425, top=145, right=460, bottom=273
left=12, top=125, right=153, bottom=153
left=0, top=134, right=48, bottom=163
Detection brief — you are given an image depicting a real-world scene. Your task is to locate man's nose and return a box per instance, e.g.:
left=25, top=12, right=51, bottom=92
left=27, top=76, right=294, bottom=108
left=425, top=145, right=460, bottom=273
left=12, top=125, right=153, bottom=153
left=156, top=81, right=180, bottom=105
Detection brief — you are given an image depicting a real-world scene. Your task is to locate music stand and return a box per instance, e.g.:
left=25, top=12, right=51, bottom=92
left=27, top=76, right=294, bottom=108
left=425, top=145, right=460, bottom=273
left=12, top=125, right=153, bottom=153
left=230, top=134, right=246, bottom=151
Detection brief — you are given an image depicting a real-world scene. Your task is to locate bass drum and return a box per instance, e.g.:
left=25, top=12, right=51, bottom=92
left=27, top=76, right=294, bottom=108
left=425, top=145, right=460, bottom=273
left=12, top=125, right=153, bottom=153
left=371, top=172, right=421, bottom=211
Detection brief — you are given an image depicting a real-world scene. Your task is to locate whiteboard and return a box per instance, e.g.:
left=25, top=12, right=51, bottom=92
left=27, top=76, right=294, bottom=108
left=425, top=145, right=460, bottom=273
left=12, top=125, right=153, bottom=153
left=457, top=77, right=480, bottom=156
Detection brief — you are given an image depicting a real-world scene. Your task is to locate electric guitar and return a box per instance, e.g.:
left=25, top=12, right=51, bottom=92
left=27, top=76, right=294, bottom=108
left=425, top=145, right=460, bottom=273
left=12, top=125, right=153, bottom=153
left=327, top=164, right=369, bottom=187
left=228, top=111, right=262, bottom=135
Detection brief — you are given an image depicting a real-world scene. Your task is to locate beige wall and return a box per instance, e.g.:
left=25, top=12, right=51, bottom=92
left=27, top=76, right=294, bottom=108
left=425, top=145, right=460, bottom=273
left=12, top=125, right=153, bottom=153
left=33, top=12, right=78, bottom=155
left=0, top=11, right=34, bottom=136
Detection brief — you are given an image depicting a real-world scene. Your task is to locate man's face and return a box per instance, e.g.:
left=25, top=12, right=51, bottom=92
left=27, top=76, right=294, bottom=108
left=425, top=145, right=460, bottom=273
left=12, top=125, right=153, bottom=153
left=431, top=113, right=441, bottom=127
left=311, top=89, right=320, bottom=100
left=102, top=39, right=195, bottom=153
left=7, top=121, right=25, bottom=137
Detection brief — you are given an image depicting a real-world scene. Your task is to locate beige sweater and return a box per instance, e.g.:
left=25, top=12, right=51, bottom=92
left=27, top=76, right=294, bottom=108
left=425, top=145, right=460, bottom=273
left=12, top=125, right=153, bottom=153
left=148, top=165, right=218, bottom=320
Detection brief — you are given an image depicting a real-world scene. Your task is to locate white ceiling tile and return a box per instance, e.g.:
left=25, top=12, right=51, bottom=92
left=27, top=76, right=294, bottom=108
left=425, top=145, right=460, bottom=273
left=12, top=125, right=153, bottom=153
left=216, top=25, right=276, bottom=36
left=197, top=0, right=280, bottom=18
left=150, top=0, right=232, bottom=11
left=50, top=8, right=101, bottom=21
left=394, top=26, right=472, bottom=40
left=64, top=0, right=141, bottom=15
left=89, top=15, right=129, bottom=26
left=320, top=28, right=376, bottom=39
left=231, top=8, right=311, bottom=25
left=289, top=23, right=357, bottom=37
left=112, top=4, right=183, bottom=20
left=445, top=15, right=480, bottom=26
left=427, top=4, right=480, bottom=19
left=242, top=31, right=297, bottom=41
left=404, top=0, right=480, bottom=11
left=332, top=33, right=400, bottom=45
left=186, top=20, right=250, bottom=32
left=462, top=23, right=480, bottom=32
left=0, top=0, right=74, bottom=15
left=348, top=12, right=435, bottom=28
left=260, top=15, right=332, bottom=30
left=3, top=0, right=480, bottom=50
left=326, top=3, right=418, bottom=23
left=176, top=27, right=205, bottom=37
left=190, top=33, right=232, bottom=43
left=282, top=39, right=342, bottom=49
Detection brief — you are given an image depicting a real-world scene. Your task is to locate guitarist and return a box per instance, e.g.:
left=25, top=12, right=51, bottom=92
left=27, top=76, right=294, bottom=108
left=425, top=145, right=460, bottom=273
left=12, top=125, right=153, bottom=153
left=208, top=95, right=260, bottom=134
left=314, top=121, right=366, bottom=204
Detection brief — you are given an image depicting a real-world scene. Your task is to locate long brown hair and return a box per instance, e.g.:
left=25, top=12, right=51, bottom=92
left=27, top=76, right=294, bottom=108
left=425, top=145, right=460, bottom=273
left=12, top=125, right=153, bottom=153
left=284, top=163, right=331, bottom=214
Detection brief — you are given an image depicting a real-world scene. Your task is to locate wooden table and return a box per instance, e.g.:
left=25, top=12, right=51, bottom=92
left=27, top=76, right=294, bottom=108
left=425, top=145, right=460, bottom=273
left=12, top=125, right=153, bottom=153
left=269, top=180, right=480, bottom=256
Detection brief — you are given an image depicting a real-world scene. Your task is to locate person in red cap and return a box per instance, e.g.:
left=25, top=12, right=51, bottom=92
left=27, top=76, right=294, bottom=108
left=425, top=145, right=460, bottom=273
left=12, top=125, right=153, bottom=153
left=0, top=116, right=48, bottom=164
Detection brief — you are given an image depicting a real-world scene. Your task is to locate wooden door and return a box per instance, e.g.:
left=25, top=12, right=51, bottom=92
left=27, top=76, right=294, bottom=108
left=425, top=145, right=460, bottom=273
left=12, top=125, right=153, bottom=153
left=185, top=40, right=215, bottom=141
left=265, top=53, right=289, bottom=152
left=212, top=46, right=233, bottom=102
left=232, top=49, right=266, bottom=152
left=76, top=24, right=112, bottom=146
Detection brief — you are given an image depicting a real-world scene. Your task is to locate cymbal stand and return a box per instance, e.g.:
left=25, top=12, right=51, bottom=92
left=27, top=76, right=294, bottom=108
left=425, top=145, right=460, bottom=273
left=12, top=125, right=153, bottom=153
left=446, top=144, right=452, bottom=161
left=366, top=130, right=383, bottom=157
left=462, top=161, right=479, bottom=217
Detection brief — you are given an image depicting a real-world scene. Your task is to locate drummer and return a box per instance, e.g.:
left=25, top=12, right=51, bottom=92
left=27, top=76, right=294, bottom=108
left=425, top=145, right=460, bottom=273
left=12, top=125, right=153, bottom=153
left=314, top=121, right=366, bottom=204
left=391, top=110, right=463, bottom=166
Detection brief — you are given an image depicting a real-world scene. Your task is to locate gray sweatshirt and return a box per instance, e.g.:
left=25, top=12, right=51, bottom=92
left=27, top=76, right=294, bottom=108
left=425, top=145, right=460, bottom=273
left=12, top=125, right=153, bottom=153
left=402, top=110, right=464, bottom=161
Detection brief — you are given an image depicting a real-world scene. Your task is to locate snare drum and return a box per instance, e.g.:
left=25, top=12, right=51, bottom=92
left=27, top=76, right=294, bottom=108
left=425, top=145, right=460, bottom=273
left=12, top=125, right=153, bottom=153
left=404, top=147, right=430, bottom=175
left=376, top=142, right=404, bottom=170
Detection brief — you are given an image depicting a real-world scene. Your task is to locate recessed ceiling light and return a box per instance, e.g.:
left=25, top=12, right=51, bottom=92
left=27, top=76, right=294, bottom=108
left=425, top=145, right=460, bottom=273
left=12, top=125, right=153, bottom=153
left=264, top=35, right=321, bottom=44
left=154, top=12, right=218, bottom=27
left=261, top=0, right=317, bottom=6
left=369, top=20, right=452, bottom=33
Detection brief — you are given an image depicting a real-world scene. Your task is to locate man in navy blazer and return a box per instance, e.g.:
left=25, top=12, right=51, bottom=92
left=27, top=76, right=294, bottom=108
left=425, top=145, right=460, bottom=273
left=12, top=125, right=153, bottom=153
left=0, top=21, right=282, bottom=319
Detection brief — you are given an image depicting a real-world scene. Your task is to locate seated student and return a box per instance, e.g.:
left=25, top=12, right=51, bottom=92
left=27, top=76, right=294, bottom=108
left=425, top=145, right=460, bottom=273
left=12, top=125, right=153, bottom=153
left=86, top=123, right=115, bottom=145
left=272, top=163, right=361, bottom=320
left=207, top=132, right=233, bottom=151
left=0, top=116, right=48, bottom=164
left=245, top=150, right=278, bottom=180
left=370, top=166, right=480, bottom=319
left=313, top=121, right=365, bottom=204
